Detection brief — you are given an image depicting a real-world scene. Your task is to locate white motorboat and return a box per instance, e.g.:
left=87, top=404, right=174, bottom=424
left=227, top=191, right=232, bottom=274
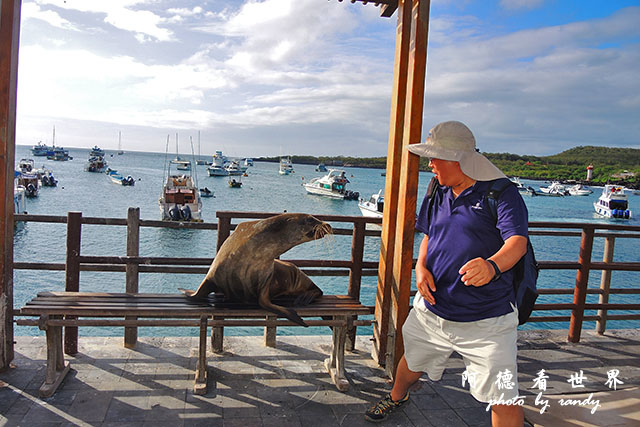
left=171, top=158, right=191, bottom=171
left=16, top=171, right=40, bottom=198
left=279, top=156, right=294, bottom=175
left=18, top=158, right=35, bottom=173
left=358, top=190, right=384, bottom=219
left=568, top=184, right=592, bottom=196
left=34, top=166, right=57, bottom=187
left=303, top=169, right=359, bottom=200
left=225, top=161, right=243, bottom=176
left=13, top=170, right=26, bottom=214
left=207, top=151, right=228, bottom=176
left=107, top=169, right=135, bottom=186
left=538, top=181, right=567, bottom=197
left=593, top=185, right=632, bottom=219
left=159, top=135, right=202, bottom=222
left=510, top=177, right=537, bottom=196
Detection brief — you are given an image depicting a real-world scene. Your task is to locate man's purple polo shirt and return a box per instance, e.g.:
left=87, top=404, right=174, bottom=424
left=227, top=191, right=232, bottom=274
left=415, top=180, right=529, bottom=322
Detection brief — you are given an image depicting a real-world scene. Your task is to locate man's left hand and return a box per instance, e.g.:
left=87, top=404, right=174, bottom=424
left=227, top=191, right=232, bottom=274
left=459, top=258, right=495, bottom=287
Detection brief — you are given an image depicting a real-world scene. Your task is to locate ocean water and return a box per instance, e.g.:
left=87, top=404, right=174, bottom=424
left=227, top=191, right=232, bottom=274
left=12, top=145, right=640, bottom=336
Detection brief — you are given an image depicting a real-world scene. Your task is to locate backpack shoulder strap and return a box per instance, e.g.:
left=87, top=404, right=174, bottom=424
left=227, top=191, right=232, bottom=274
left=426, top=176, right=440, bottom=226
left=485, top=178, right=516, bottom=222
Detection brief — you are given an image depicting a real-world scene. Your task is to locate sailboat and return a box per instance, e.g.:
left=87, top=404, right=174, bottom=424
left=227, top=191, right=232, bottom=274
left=170, top=133, right=191, bottom=171
left=117, top=131, right=124, bottom=155
left=195, top=131, right=208, bottom=165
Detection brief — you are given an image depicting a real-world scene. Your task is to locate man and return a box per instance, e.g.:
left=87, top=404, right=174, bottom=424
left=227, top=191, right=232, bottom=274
left=365, top=121, right=528, bottom=426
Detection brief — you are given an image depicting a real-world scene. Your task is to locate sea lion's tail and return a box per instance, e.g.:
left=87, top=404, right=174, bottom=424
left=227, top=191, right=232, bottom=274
left=258, top=287, right=308, bottom=327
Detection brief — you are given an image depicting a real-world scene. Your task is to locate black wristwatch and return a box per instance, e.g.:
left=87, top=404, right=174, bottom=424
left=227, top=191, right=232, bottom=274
left=486, top=259, right=501, bottom=282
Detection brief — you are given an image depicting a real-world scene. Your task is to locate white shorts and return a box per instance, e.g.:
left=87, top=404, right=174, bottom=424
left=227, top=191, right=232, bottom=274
left=402, top=294, right=520, bottom=403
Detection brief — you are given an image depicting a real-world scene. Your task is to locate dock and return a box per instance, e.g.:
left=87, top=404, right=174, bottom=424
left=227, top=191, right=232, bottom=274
left=2, top=329, right=639, bottom=426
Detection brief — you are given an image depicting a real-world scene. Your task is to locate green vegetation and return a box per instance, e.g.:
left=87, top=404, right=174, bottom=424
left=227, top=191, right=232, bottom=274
left=260, top=146, right=640, bottom=187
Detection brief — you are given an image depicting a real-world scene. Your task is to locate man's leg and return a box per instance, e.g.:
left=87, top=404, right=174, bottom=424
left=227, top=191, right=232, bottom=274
left=491, top=404, right=524, bottom=427
left=390, top=355, right=423, bottom=401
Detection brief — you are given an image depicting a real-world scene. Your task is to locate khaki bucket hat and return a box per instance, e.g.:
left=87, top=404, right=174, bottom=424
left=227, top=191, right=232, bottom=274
left=407, top=121, right=506, bottom=181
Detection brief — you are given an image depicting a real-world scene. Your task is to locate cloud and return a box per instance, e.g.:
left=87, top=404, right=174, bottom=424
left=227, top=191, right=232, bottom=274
left=34, top=0, right=173, bottom=41
left=22, top=3, right=80, bottom=31
left=422, top=7, right=640, bottom=154
left=499, top=0, right=545, bottom=11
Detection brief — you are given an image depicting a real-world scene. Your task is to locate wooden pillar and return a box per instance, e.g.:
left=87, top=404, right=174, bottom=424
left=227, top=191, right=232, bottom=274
left=64, top=212, right=82, bottom=355
left=386, top=0, right=430, bottom=377
left=568, top=227, right=595, bottom=343
left=372, top=0, right=412, bottom=367
left=0, top=0, right=21, bottom=371
left=124, top=207, right=140, bottom=348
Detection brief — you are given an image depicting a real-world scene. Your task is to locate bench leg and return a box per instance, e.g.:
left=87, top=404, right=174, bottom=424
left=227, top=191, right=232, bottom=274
left=41, top=321, right=70, bottom=398
left=211, top=316, right=224, bottom=354
left=194, top=316, right=208, bottom=395
left=324, top=316, right=349, bottom=392
left=264, top=315, right=276, bottom=348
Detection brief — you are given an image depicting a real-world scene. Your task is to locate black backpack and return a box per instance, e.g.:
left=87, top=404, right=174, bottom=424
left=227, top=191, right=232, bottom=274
left=426, top=177, right=539, bottom=325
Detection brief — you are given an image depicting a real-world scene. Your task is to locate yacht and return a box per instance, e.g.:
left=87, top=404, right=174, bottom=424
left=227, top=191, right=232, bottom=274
left=538, top=181, right=568, bottom=197
left=171, top=158, right=192, bottom=171
left=207, top=151, right=227, bottom=176
left=279, top=156, right=294, bottom=175
left=89, top=146, right=105, bottom=157
left=31, top=142, right=52, bottom=157
left=568, top=184, right=592, bottom=196
left=358, top=190, right=384, bottom=219
left=593, top=185, right=632, bottom=219
left=225, top=161, right=243, bottom=176
left=47, top=147, right=72, bottom=161
left=303, top=169, right=359, bottom=200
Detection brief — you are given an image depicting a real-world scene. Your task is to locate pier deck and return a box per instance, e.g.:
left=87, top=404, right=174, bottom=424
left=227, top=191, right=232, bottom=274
left=2, top=330, right=639, bottom=426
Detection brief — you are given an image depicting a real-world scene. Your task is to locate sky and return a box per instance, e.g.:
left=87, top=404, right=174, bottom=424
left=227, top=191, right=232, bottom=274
left=14, top=0, right=640, bottom=157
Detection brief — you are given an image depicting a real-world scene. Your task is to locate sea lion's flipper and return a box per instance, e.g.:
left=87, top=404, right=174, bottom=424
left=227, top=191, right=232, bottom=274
left=178, top=288, right=196, bottom=297
left=258, top=285, right=308, bottom=327
left=181, top=278, right=217, bottom=300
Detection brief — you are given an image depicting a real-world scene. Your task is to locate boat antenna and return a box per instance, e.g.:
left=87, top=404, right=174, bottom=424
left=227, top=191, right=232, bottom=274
left=163, top=134, right=170, bottom=182
left=190, top=136, right=198, bottom=189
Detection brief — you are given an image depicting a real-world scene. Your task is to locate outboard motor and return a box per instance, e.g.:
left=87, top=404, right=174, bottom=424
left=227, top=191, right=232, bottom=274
left=169, top=205, right=181, bottom=221
left=26, top=183, right=37, bottom=197
left=181, top=205, right=192, bottom=221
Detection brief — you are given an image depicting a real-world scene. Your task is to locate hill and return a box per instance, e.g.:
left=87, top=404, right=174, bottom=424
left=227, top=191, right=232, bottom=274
left=259, top=146, right=640, bottom=186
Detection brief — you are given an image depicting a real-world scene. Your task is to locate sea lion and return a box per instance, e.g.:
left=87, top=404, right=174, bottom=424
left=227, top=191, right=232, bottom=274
left=181, top=213, right=332, bottom=326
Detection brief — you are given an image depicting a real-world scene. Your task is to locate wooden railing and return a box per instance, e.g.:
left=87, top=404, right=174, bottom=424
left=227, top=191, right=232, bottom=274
left=12, top=211, right=640, bottom=344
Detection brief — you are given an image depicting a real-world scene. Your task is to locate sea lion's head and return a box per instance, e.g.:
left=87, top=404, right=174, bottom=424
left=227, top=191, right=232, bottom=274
left=263, top=213, right=332, bottom=245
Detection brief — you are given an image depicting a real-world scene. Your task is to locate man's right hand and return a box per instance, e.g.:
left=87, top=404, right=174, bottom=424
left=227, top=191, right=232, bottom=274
left=416, top=263, right=436, bottom=305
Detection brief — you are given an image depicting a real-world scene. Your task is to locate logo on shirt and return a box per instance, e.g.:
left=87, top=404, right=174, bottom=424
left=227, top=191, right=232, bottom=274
left=471, top=201, right=483, bottom=210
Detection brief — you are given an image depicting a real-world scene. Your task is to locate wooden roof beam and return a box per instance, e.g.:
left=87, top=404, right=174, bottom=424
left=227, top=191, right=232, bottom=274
left=335, top=0, right=399, bottom=18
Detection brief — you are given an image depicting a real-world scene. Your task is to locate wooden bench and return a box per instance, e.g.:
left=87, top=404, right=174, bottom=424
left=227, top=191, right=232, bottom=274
left=16, top=291, right=373, bottom=397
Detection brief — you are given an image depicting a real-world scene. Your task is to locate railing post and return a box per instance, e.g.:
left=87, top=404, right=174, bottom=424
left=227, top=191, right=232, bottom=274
left=64, top=211, right=82, bottom=355
left=124, top=207, right=140, bottom=348
left=596, top=236, right=615, bottom=335
left=346, top=220, right=366, bottom=351
left=216, top=214, right=231, bottom=251
left=568, top=226, right=594, bottom=343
